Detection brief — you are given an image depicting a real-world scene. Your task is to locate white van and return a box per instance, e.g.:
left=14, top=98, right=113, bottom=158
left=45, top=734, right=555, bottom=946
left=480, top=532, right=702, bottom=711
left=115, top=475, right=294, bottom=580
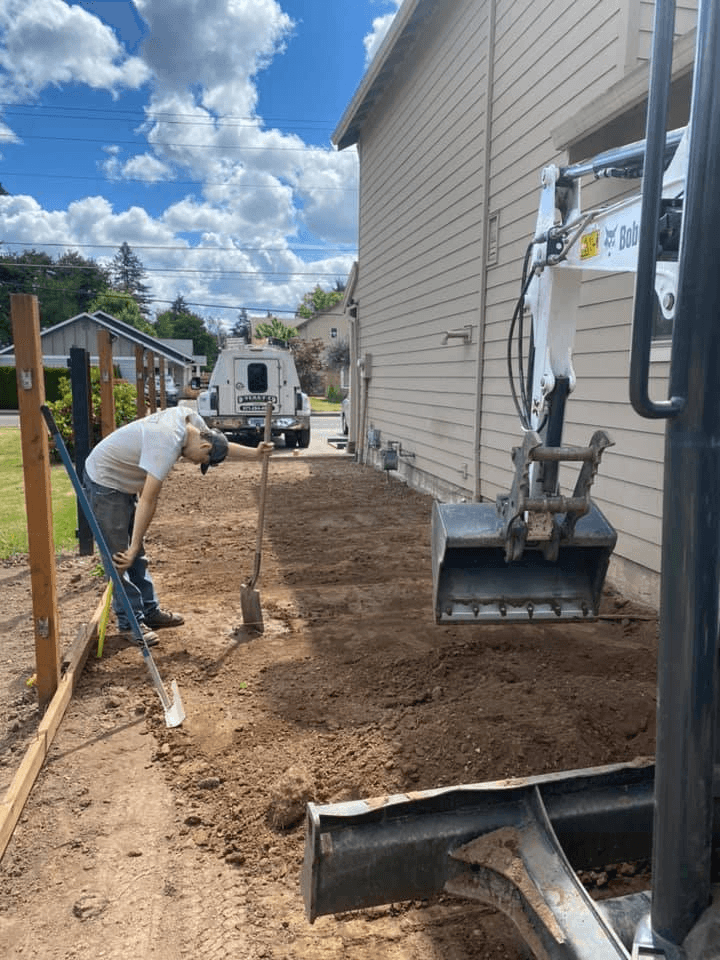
left=197, top=338, right=311, bottom=447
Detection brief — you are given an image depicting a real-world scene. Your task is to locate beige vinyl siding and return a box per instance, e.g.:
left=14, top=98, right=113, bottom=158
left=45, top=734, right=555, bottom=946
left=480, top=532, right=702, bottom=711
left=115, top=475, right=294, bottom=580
left=637, top=0, right=698, bottom=63
left=477, top=0, right=678, bottom=577
left=342, top=0, right=695, bottom=590
left=356, top=0, right=488, bottom=493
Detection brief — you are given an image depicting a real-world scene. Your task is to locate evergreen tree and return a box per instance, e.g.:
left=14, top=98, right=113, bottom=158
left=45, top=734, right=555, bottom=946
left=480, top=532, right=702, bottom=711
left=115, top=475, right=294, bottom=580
left=111, top=242, right=151, bottom=317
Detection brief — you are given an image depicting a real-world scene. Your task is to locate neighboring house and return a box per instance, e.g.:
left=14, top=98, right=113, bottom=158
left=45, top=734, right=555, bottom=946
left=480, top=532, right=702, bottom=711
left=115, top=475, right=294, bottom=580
left=0, top=311, right=195, bottom=393
left=295, top=304, right=351, bottom=392
left=333, top=0, right=698, bottom=607
left=156, top=338, right=207, bottom=385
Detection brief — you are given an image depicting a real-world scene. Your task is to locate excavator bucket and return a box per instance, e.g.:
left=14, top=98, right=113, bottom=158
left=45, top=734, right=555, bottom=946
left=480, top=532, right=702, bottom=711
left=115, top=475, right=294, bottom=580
left=432, top=499, right=617, bottom=623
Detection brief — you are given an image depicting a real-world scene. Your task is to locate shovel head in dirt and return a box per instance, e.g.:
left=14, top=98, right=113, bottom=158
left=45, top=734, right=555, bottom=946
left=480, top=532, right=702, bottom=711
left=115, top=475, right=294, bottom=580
left=240, top=581, right=263, bottom=634
left=432, top=500, right=617, bottom=624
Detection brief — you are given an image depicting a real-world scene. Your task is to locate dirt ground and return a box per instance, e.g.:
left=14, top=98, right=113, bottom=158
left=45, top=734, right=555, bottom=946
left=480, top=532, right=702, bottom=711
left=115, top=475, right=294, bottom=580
left=0, top=436, right=659, bottom=959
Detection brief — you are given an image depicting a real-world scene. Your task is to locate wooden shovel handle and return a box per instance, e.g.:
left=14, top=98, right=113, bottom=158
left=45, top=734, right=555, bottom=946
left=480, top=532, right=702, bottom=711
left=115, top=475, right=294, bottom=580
left=251, top=402, right=273, bottom=576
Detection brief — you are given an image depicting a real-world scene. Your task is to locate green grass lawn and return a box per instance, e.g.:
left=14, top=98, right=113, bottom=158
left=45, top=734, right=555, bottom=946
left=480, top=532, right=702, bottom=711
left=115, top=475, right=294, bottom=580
left=309, top=397, right=341, bottom=413
left=0, top=428, right=78, bottom=559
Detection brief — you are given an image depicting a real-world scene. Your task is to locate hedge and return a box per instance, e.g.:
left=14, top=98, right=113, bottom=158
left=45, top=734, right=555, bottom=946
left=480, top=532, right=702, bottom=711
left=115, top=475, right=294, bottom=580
left=0, top=366, right=67, bottom=408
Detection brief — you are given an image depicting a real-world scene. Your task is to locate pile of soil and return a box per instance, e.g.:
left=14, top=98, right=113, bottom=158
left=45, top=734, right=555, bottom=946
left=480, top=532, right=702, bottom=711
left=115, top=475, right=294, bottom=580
left=0, top=453, right=658, bottom=959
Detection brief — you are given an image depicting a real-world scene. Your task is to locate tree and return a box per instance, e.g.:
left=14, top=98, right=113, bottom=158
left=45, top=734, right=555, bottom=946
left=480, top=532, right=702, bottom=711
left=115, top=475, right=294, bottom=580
left=231, top=308, right=251, bottom=342
left=43, top=251, right=111, bottom=326
left=0, top=249, right=53, bottom=344
left=296, top=284, right=344, bottom=320
left=0, top=248, right=111, bottom=346
left=326, top=336, right=350, bottom=371
left=88, top=290, right=155, bottom=335
left=291, top=337, right=325, bottom=395
left=111, top=242, right=151, bottom=317
left=254, top=315, right=298, bottom=341
left=205, top=315, right=227, bottom=352
left=46, top=367, right=137, bottom=453
left=154, top=303, right=220, bottom=369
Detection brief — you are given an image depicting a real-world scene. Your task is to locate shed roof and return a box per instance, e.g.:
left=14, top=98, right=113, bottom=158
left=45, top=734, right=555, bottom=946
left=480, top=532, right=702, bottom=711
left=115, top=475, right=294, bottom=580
left=0, top=310, right=194, bottom=364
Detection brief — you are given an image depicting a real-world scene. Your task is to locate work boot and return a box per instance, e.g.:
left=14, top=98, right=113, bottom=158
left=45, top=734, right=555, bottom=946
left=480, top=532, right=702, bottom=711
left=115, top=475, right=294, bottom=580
left=118, top=622, right=159, bottom=647
left=145, top=609, right=185, bottom=629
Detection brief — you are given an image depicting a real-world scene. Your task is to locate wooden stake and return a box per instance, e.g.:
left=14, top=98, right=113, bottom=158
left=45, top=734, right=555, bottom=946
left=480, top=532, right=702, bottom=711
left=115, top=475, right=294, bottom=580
left=158, top=356, right=167, bottom=408
left=10, top=294, right=60, bottom=709
left=0, top=584, right=110, bottom=861
left=135, top=345, right=146, bottom=418
left=147, top=351, right=157, bottom=412
left=97, top=328, right=115, bottom=438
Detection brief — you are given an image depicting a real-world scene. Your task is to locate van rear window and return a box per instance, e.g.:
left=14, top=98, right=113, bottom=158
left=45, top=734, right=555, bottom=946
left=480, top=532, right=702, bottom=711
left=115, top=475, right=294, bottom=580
left=247, top=363, right=268, bottom=392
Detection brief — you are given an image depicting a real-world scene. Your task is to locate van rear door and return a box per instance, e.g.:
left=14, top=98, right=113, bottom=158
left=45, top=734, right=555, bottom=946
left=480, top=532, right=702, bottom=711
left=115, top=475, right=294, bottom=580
left=233, top=357, right=281, bottom=423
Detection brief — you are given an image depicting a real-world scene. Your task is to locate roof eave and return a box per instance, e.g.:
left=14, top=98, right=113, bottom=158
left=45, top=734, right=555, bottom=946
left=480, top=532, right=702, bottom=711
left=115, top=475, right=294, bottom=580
left=333, top=0, right=425, bottom=151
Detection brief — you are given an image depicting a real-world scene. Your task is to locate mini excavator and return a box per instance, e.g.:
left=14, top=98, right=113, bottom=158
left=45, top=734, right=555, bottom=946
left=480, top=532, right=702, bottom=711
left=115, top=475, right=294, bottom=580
left=302, top=0, right=720, bottom=956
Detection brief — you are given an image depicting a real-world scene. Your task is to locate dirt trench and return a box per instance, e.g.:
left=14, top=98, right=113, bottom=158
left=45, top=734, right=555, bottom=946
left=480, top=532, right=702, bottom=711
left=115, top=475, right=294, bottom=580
left=0, top=453, right=658, bottom=959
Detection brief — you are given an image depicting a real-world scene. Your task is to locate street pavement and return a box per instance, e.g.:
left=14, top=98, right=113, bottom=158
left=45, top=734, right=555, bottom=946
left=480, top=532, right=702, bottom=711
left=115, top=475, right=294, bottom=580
left=0, top=410, right=351, bottom=458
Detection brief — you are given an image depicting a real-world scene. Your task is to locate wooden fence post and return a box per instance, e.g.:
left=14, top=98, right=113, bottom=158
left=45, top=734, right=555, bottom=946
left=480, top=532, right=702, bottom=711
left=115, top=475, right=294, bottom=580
left=147, top=351, right=157, bottom=412
left=10, top=294, right=60, bottom=709
left=158, top=356, right=167, bottom=408
left=97, top=329, right=115, bottom=438
left=135, top=345, right=146, bottom=419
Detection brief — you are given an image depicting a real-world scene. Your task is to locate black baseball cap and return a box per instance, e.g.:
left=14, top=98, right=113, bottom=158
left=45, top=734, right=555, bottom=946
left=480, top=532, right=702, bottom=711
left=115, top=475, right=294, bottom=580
left=201, top=429, right=229, bottom=474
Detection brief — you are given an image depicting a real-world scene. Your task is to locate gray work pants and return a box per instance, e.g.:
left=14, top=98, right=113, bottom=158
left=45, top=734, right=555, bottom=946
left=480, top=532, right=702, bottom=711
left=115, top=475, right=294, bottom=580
left=83, top=476, right=160, bottom=630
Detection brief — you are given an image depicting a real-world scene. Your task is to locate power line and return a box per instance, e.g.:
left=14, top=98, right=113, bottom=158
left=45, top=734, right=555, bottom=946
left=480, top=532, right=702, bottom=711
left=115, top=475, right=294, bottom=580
left=0, top=169, right=357, bottom=191
left=8, top=282, right=302, bottom=315
left=1, top=132, right=343, bottom=153
left=0, top=101, right=336, bottom=126
left=2, top=109, right=334, bottom=135
left=0, top=239, right=357, bottom=254
left=0, top=260, right=347, bottom=278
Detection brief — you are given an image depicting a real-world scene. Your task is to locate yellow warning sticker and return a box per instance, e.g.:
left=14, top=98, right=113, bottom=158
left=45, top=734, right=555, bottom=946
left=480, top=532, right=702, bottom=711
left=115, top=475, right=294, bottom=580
left=580, top=229, right=600, bottom=260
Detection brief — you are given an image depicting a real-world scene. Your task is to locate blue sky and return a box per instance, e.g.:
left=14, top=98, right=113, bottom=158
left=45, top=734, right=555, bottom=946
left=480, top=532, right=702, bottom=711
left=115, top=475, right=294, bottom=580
left=0, top=0, right=401, bottom=325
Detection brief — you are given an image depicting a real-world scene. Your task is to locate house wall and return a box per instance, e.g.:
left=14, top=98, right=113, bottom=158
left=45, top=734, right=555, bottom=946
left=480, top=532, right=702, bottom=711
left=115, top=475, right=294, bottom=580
left=296, top=308, right=351, bottom=392
left=297, top=309, right=349, bottom=345
left=38, top=316, right=104, bottom=357
left=350, top=0, right=697, bottom=601
left=355, top=0, right=488, bottom=499
left=20, top=317, right=189, bottom=389
left=636, top=0, right=698, bottom=63
left=480, top=0, right=693, bottom=599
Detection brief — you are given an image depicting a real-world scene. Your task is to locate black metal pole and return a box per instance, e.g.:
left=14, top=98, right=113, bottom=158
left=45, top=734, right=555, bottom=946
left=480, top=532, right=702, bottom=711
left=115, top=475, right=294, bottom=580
left=651, top=0, right=720, bottom=943
left=69, top=347, right=93, bottom=556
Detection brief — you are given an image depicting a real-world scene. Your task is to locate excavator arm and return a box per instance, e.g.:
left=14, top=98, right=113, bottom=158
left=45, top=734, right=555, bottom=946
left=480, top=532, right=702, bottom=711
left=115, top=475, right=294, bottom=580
left=432, top=129, right=687, bottom=623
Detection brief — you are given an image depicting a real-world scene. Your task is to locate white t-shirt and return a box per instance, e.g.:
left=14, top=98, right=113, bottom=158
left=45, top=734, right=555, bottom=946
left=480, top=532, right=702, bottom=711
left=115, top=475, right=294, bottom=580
left=85, top=407, right=208, bottom=493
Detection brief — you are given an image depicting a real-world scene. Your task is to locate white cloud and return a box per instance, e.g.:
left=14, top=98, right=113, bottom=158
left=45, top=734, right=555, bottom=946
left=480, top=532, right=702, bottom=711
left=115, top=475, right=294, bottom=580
left=102, top=152, right=175, bottom=183
left=0, top=0, right=150, bottom=100
left=0, top=0, right=360, bottom=322
left=363, top=2, right=402, bottom=66
left=134, top=0, right=293, bottom=115
left=0, top=192, right=356, bottom=319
